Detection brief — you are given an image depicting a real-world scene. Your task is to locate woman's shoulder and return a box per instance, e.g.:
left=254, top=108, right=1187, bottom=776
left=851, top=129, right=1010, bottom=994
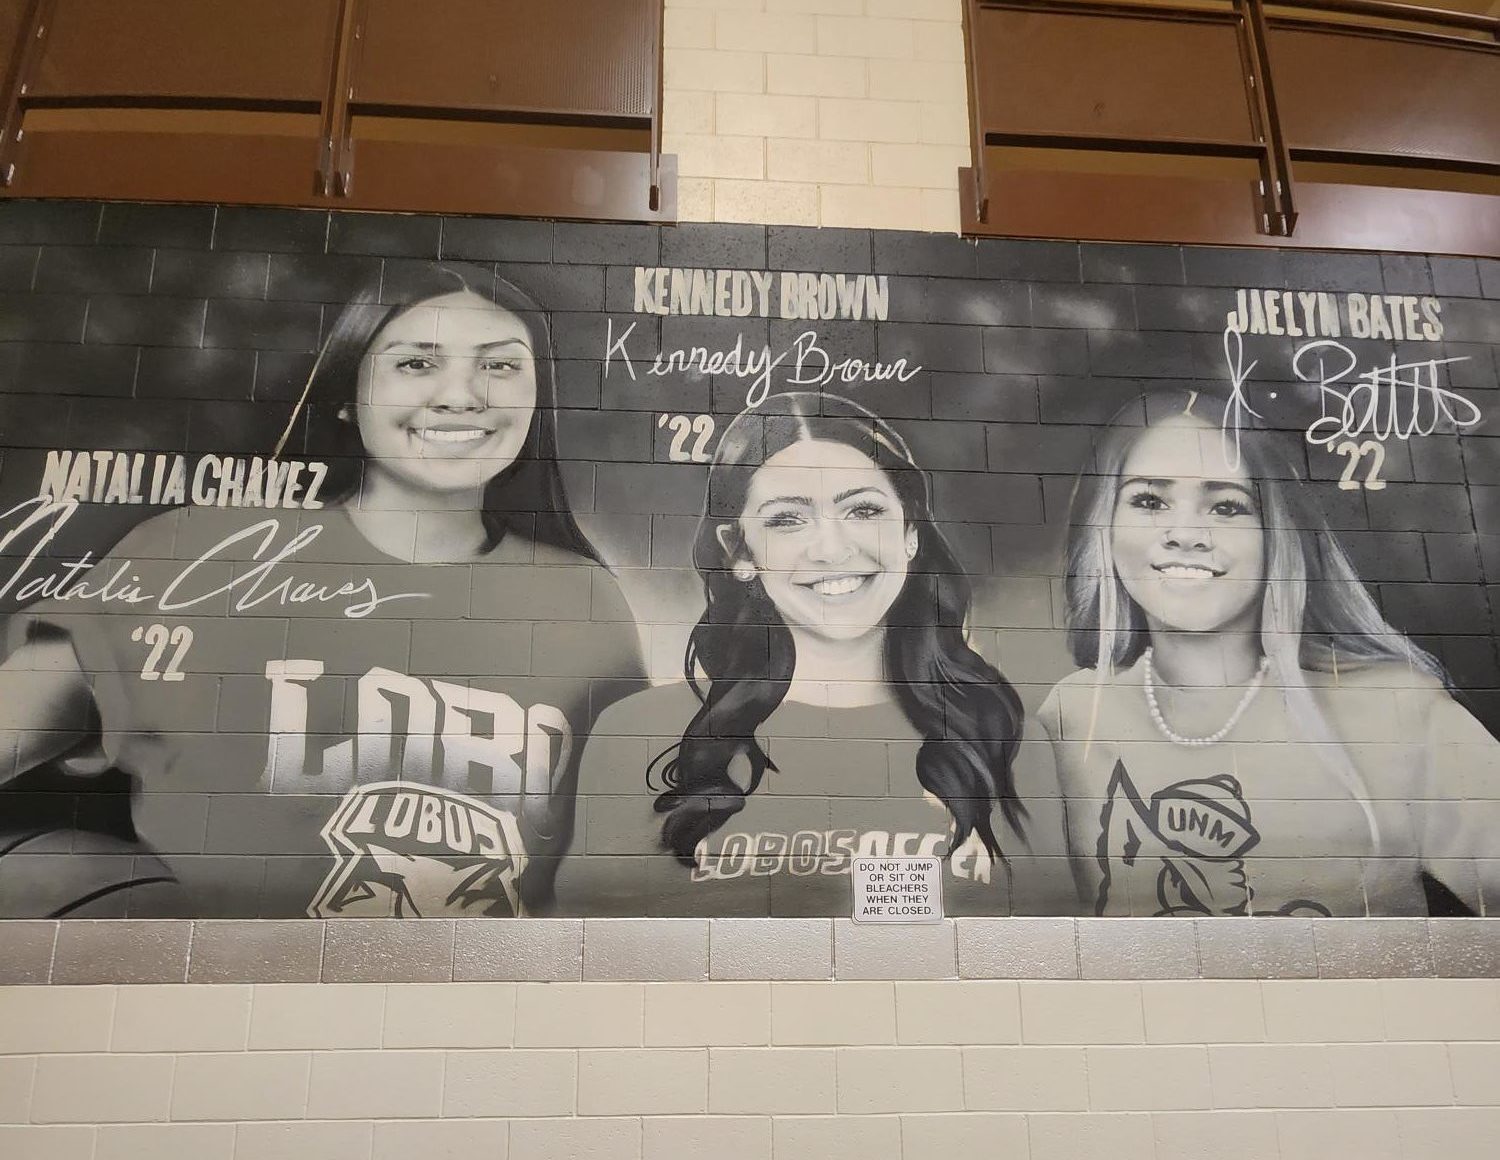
left=483, top=531, right=638, bottom=613
left=1046, top=666, right=1104, bottom=695
left=1039, top=663, right=1142, bottom=725
left=591, top=680, right=702, bottom=736
left=507, top=535, right=609, bottom=570
left=97, top=503, right=281, bottom=561
left=1302, top=660, right=1461, bottom=749
left=527, top=541, right=596, bottom=568
left=1302, top=659, right=1448, bottom=697
left=1044, top=660, right=1146, bottom=741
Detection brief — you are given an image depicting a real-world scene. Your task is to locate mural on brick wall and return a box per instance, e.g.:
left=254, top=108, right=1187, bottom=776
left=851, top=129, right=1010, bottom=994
left=0, top=202, right=1497, bottom=919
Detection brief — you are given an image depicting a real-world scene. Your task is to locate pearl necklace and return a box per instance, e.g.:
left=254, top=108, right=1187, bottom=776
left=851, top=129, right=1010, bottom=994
left=1141, top=647, right=1269, bottom=748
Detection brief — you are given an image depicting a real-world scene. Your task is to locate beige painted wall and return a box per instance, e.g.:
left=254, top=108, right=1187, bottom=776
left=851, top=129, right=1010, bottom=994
left=3, top=978, right=1499, bottom=1159
left=663, top=0, right=971, bottom=232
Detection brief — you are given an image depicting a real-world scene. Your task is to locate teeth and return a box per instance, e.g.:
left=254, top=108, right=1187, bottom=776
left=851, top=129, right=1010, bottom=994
left=812, top=575, right=867, bottom=596
left=413, top=428, right=489, bottom=444
left=1158, top=565, right=1216, bottom=578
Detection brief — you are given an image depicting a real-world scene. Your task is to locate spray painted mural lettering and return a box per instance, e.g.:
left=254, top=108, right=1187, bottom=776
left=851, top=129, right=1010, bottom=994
left=40, top=450, right=329, bottom=508
left=0, top=499, right=424, bottom=618
left=1226, top=287, right=1444, bottom=341
left=633, top=265, right=890, bottom=321
left=0, top=220, right=1497, bottom=921
left=604, top=318, right=920, bottom=407
left=1220, top=288, right=1481, bottom=492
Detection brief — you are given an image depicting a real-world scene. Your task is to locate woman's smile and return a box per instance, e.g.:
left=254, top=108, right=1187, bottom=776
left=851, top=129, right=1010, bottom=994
left=404, top=417, right=515, bottom=456
left=1152, top=561, right=1225, bottom=579
left=797, top=572, right=875, bottom=598
left=354, top=289, right=538, bottom=501
left=1111, top=414, right=1265, bottom=636
left=735, top=439, right=912, bottom=644
left=409, top=424, right=495, bottom=446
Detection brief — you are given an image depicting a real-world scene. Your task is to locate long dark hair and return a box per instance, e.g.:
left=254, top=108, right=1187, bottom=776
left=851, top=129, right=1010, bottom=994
left=652, top=393, right=1026, bottom=867
left=282, top=261, right=600, bottom=561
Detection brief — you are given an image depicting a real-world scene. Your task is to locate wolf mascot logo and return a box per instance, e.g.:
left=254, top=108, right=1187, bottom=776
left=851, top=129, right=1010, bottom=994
left=310, top=783, right=527, bottom=917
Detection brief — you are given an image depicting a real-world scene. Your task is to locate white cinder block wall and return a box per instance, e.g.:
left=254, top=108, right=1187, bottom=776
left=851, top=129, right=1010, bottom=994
left=4, top=2, right=1498, bottom=1158
left=664, top=0, right=971, bottom=231
left=4, top=978, right=1500, bottom=1159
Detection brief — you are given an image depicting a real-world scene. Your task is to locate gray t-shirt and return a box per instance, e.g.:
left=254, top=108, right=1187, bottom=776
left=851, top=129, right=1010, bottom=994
left=10, top=503, right=644, bottom=917
left=1040, top=659, right=1500, bottom=917
left=557, top=681, right=1038, bottom=916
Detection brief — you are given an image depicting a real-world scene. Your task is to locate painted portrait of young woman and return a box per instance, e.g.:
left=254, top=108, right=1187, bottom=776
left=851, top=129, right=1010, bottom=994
left=1041, top=386, right=1500, bottom=918
left=556, top=392, right=1042, bottom=916
left=0, top=263, right=643, bottom=918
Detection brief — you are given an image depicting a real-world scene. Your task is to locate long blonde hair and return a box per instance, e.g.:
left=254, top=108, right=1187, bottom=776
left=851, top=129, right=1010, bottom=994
left=1063, top=386, right=1444, bottom=848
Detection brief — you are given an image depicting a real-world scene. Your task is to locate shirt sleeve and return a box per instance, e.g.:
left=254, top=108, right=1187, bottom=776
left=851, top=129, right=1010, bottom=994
left=552, top=688, right=680, bottom=915
left=1006, top=712, right=1082, bottom=914
left=1034, top=675, right=1115, bottom=913
left=585, top=565, right=647, bottom=713
left=1416, top=689, right=1500, bottom=913
left=1037, top=683, right=1062, bottom=743
left=4, top=512, right=183, bottom=774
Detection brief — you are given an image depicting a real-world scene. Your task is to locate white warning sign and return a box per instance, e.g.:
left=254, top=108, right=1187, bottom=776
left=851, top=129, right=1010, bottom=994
left=850, top=856, right=943, bottom=924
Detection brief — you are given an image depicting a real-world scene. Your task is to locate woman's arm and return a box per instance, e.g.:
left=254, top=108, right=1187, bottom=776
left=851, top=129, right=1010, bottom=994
left=1005, top=712, right=1086, bottom=914
left=550, top=687, right=681, bottom=916
left=1416, top=690, right=1500, bottom=914
left=0, top=635, right=96, bottom=786
left=1036, top=680, right=1098, bottom=911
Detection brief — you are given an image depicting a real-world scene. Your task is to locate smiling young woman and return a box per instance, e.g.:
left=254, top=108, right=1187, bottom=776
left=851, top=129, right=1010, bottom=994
left=1042, top=386, right=1500, bottom=918
left=555, top=393, right=1038, bottom=916
left=0, top=263, right=644, bottom=919
left=347, top=289, right=540, bottom=532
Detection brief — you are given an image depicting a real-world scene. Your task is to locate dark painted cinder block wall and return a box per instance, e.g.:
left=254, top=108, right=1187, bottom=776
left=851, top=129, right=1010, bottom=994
left=0, top=199, right=1498, bottom=920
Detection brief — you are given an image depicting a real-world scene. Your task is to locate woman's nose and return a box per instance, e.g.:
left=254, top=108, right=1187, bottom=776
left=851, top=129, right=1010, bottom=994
left=1162, top=522, right=1211, bottom=550
left=428, top=358, right=486, bottom=409
left=805, top=516, right=853, bottom=563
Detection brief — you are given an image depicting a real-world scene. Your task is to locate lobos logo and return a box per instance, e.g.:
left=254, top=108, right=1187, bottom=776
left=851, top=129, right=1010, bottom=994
left=310, top=783, right=528, bottom=917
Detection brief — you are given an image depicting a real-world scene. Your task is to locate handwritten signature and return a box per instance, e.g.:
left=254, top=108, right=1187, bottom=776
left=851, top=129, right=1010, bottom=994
left=0, top=499, right=426, bottom=619
left=1220, top=326, right=1480, bottom=465
left=603, top=320, right=921, bottom=408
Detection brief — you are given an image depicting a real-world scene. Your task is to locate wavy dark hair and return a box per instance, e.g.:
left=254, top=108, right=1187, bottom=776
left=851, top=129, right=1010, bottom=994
left=277, top=261, right=600, bottom=561
left=651, top=392, right=1026, bottom=867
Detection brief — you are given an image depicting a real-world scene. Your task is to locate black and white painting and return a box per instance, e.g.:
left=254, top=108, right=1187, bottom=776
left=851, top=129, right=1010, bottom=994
left=0, top=203, right=1496, bottom=918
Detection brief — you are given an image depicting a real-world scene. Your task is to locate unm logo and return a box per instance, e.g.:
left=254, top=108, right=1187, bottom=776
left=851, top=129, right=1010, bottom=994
left=310, top=783, right=528, bottom=918
left=1096, top=761, right=1261, bottom=916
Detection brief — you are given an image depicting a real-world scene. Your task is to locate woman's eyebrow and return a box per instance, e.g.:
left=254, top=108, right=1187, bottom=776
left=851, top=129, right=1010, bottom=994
left=1121, top=476, right=1173, bottom=489
left=1204, top=480, right=1255, bottom=498
left=833, top=485, right=886, bottom=504
left=374, top=338, right=532, bottom=353
left=755, top=495, right=814, bottom=512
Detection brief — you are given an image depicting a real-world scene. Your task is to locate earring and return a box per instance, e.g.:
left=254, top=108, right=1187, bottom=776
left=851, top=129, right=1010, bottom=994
left=732, top=561, right=756, bottom=583
left=336, top=404, right=354, bottom=423
left=905, top=533, right=918, bottom=560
